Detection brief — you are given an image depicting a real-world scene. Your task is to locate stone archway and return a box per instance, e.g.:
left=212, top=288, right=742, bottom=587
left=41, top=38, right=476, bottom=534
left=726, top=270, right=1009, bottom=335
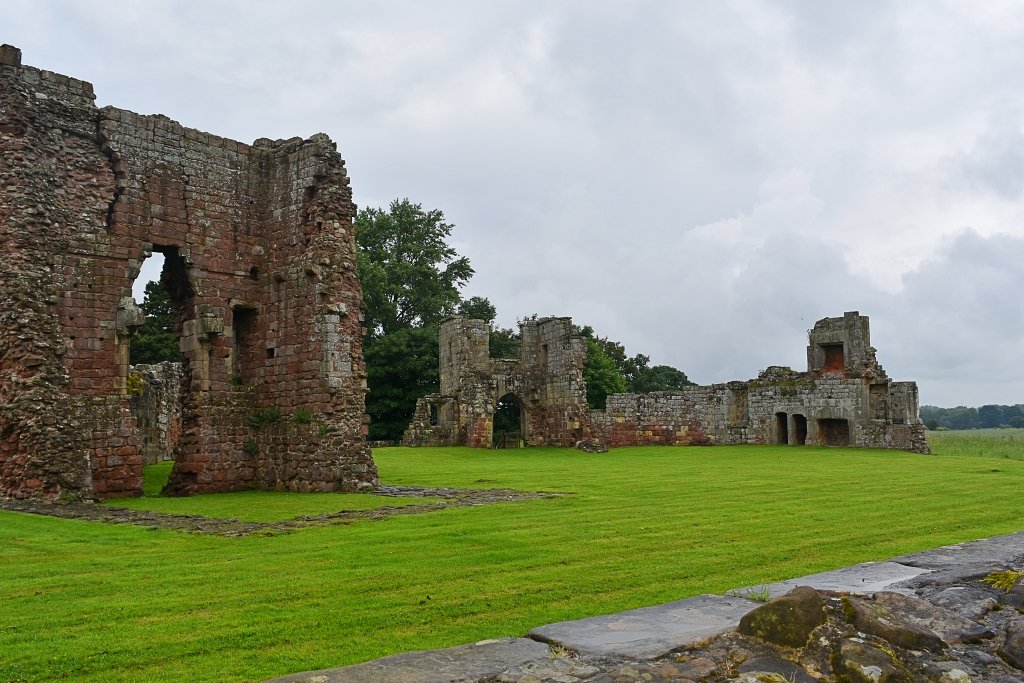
left=493, top=393, right=525, bottom=448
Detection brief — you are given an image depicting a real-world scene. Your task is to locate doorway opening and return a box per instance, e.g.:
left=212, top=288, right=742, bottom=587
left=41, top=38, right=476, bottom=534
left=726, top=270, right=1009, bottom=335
left=818, top=418, right=850, bottom=446
left=127, top=247, right=192, bottom=476
left=775, top=412, right=789, bottom=445
left=493, top=393, right=524, bottom=448
left=793, top=414, right=807, bottom=445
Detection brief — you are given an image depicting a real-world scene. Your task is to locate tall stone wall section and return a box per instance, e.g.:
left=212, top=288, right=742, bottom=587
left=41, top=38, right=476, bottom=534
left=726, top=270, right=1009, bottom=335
left=0, top=46, right=377, bottom=500
left=404, top=316, right=589, bottom=447
left=591, top=312, right=928, bottom=453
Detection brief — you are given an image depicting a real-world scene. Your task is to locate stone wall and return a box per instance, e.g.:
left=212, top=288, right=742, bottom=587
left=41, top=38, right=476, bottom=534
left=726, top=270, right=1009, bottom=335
left=404, top=316, right=590, bottom=447
left=129, top=362, right=183, bottom=465
left=0, top=45, right=377, bottom=500
left=590, top=312, right=929, bottom=453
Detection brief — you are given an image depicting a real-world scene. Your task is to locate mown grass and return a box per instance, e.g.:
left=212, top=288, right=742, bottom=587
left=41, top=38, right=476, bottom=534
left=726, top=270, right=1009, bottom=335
left=2, top=445, right=1023, bottom=682
left=102, top=461, right=437, bottom=523
left=927, top=427, right=1024, bottom=461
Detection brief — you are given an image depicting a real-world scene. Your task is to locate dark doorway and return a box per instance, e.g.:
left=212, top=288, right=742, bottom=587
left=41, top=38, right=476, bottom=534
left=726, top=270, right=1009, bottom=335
left=793, top=414, right=807, bottom=445
left=818, top=418, right=850, bottom=446
left=776, top=412, right=789, bottom=445
left=493, top=393, right=523, bottom=448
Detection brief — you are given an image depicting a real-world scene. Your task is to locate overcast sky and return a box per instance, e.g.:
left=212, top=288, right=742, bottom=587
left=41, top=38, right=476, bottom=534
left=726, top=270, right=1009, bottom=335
left=8, top=1, right=1023, bottom=407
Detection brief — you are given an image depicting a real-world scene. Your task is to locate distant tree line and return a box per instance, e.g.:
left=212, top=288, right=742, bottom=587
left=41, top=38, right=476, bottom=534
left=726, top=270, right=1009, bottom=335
left=920, top=404, right=1024, bottom=430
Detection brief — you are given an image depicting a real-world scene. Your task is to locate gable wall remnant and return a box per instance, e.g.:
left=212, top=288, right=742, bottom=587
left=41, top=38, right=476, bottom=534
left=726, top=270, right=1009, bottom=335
left=403, top=316, right=590, bottom=447
left=0, top=46, right=377, bottom=500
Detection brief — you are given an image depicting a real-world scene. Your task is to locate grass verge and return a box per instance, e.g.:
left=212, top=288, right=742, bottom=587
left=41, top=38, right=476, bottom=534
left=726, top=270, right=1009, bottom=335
left=1, top=445, right=1022, bottom=682
left=926, top=427, right=1024, bottom=461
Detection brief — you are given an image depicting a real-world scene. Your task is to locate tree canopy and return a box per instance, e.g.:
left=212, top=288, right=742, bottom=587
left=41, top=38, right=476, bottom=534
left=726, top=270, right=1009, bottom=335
left=582, top=338, right=628, bottom=409
left=357, top=199, right=477, bottom=440
left=129, top=280, right=182, bottom=365
left=357, top=199, right=473, bottom=338
left=577, top=325, right=693, bottom=405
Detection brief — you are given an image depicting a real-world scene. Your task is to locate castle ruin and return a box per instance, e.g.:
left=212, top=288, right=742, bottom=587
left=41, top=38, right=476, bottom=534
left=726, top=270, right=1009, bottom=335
left=0, top=46, right=377, bottom=500
left=404, top=317, right=590, bottom=447
left=407, top=312, right=929, bottom=454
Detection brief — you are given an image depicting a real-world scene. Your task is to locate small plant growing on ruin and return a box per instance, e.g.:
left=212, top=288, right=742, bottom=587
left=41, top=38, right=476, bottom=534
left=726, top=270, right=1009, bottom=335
left=293, top=406, right=313, bottom=424
left=982, top=569, right=1023, bottom=592
left=242, top=440, right=259, bottom=456
left=317, top=425, right=330, bottom=437
left=248, top=405, right=282, bottom=429
left=126, top=371, right=145, bottom=397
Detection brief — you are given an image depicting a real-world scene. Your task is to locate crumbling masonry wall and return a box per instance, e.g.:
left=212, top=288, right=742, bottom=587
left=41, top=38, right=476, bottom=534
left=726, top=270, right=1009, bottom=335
left=404, top=317, right=590, bottom=447
left=0, top=46, right=377, bottom=500
left=129, top=362, right=183, bottom=466
left=590, top=312, right=929, bottom=453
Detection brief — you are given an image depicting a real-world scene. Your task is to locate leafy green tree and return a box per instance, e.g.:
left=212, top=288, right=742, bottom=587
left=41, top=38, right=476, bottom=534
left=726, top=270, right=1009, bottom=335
left=489, top=326, right=520, bottom=359
left=636, top=364, right=693, bottom=392
left=357, top=199, right=473, bottom=338
left=362, top=326, right=439, bottom=441
left=457, top=296, right=496, bottom=323
left=583, top=338, right=627, bottom=409
left=576, top=325, right=691, bottom=395
left=977, top=404, right=1004, bottom=428
left=356, top=199, right=474, bottom=440
left=129, top=281, right=182, bottom=365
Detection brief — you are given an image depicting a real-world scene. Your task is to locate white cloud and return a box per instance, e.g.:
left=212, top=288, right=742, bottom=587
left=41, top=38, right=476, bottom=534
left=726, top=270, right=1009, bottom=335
left=6, top=0, right=1024, bottom=408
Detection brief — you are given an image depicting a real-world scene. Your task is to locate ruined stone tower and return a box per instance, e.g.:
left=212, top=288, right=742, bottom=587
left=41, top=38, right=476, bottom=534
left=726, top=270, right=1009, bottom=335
left=0, top=46, right=377, bottom=500
left=404, top=316, right=590, bottom=447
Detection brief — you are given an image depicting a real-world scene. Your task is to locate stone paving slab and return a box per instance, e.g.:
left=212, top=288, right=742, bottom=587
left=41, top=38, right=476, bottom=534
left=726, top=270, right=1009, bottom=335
left=767, top=560, right=931, bottom=596
left=890, top=530, right=1024, bottom=569
left=265, top=637, right=550, bottom=683
left=528, top=593, right=759, bottom=660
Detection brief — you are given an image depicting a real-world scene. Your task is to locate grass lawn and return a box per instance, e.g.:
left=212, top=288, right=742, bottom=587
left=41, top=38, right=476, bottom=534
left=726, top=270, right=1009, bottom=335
left=2, top=444, right=1023, bottom=682
left=99, top=462, right=441, bottom=523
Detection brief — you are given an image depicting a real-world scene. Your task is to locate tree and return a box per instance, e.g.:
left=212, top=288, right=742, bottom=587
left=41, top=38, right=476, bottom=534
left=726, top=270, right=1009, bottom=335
left=977, top=404, right=1004, bottom=429
left=357, top=199, right=474, bottom=440
left=357, top=199, right=473, bottom=338
left=576, top=325, right=692, bottom=395
left=129, top=281, right=182, bottom=365
left=362, top=327, right=439, bottom=441
left=583, top=338, right=627, bottom=409
left=637, top=364, right=693, bottom=392
left=457, top=296, right=496, bottom=323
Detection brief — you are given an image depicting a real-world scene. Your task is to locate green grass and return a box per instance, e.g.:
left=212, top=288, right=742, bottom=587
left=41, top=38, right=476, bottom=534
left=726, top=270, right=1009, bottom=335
left=927, top=427, right=1024, bottom=461
left=102, top=461, right=436, bottom=523
left=2, top=445, right=1023, bottom=682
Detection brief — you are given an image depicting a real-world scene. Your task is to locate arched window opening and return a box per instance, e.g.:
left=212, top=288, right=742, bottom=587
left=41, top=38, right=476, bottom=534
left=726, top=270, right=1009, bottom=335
left=129, top=249, right=189, bottom=366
